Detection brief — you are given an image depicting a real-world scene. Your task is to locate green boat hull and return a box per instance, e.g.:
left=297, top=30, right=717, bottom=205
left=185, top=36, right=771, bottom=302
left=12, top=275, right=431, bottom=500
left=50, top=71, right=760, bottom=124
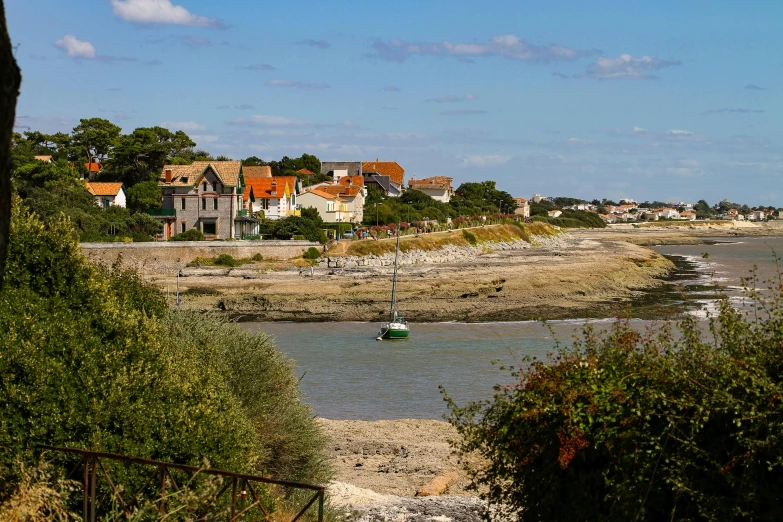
left=382, top=327, right=409, bottom=339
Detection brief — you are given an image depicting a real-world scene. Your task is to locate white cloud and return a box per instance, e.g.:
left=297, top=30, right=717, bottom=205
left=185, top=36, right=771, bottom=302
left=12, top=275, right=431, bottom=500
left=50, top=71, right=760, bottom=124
left=460, top=155, right=511, bottom=167
left=230, top=115, right=315, bottom=128
left=666, top=129, right=693, bottom=136
left=266, top=79, right=330, bottom=90
left=160, top=121, right=206, bottom=131
left=580, top=54, right=680, bottom=79
left=55, top=35, right=96, bottom=59
left=191, top=134, right=219, bottom=144
left=111, top=0, right=221, bottom=27
left=425, top=93, right=478, bottom=103
left=372, top=34, right=598, bottom=63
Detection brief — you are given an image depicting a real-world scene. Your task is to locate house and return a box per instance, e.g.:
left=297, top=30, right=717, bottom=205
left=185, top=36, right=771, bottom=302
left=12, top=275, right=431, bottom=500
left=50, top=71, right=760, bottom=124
left=364, top=173, right=403, bottom=197
left=297, top=188, right=349, bottom=223
left=531, top=194, right=548, bottom=203
left=679, top=211, right=697, bottom=221
left=658, top=207, right=680, bottom=219
left=244, top=165, right=272, bottom=179
left=244, top=176, right=300, bottom=220
left=316, top=176, right=366, bottom=223
left=34, top=155, right=53, bottom=163
left=548, top=210, right=562, bottom=219
left=321, top=161, right=362, bottom=179
left=407, top=176, right=454, bottom=202
left=512, top=197, right=530, bottom=218
left=747, top=210, right=767, bottom=221
left=152, top=161, right=258, bottom=240
left=83, top=161, right=102, bottom=179
left=599, top=213, right=615, bottom=223
left=85, top=181, right=126, bottom=209
left=362, top=160, right=405, bottom=186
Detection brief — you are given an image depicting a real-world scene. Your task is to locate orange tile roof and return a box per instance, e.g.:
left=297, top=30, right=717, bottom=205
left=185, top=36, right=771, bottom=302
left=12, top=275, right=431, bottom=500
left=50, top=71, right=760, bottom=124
left=245, top=176, right=297, bottom=202
left=244, top=165, right=272, bottom=179
left=408, top=176, right=452, bottom=190
left=304, top=188, right=341, bottom=200
left=35, top=155, right=52, bottom=162
left=85, top=181, right=123, bottom=196
left=297, top=168, right=315, bottom=175
left=362, top=161, right=404, bottom=184
left=320, top=184, right=362, bottom=198
left=84, top=162, right=102, bottom=172
left=338, top=175, right=364, bottom=187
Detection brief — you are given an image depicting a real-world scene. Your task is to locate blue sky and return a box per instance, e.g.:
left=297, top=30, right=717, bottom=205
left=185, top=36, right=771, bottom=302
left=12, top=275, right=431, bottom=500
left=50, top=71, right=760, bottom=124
left=7, top=0, right=782, bottom=205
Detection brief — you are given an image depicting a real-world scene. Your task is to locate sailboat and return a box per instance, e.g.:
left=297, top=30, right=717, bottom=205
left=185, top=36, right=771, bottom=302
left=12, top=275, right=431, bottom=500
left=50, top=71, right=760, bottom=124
left=377, top=224, right=410, bottom=340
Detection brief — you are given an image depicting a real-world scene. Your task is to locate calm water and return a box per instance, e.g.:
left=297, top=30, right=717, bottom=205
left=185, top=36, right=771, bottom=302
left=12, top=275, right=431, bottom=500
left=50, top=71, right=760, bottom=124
left=241, top=236, right=783, bottom=420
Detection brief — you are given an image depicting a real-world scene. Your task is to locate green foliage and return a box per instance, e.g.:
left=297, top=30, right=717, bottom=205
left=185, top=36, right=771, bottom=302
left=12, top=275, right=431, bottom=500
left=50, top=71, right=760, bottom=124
left=530, top=209, right=606, bottom=229
left=70, top=117, right=122, bottom=165
left=462, top=230, right=478, bottom=246
left=446, top=274, right=783, bottom=521
left=0, top=201, right=332, bottom=507
left=252, top=253, right=264, bottom=261
left=259, top=216, right=325, bottom=243
left=450, top=181, right=515, bottom=215
left=303, top=247, right=320, bottom=260
left=215, top=254, right=239, bottom=267
left=108, top=127, right=195, bottom=185
left=125, top=180, right=162, bottom=213
left=169, top=229, right=205, bottom=241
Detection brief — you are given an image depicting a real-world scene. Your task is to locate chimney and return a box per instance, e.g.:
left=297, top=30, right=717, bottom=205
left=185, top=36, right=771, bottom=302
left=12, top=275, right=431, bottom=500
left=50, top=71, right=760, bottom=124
left=270, top=180, right=277, bottom=196
left=164, top=168, right=172, bottom=183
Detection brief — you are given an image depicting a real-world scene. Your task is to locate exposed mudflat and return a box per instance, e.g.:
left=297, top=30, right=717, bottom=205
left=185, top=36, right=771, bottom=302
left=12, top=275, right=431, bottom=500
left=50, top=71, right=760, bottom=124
left=153, top=229, right=676, bottom=322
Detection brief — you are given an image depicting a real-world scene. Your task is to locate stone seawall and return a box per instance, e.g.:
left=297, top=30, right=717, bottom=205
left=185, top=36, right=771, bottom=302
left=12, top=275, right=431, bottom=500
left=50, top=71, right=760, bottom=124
left=81, top=240, right=318, bottom=274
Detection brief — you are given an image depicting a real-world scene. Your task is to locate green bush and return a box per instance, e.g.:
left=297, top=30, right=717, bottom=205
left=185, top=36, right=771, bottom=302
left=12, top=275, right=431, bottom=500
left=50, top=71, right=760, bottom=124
left=252, top=253, right=263, bottom=261
left=303, top=247, right=320, bottom=260
left=0, top=200, right=332, bottom=508
left=169, top=228, right=205, bottom=241
left=446, top=276, right=783, bottom=521
left=214, top=253, right=239, bottom=267
left=462, top=230, right=478, bottom=246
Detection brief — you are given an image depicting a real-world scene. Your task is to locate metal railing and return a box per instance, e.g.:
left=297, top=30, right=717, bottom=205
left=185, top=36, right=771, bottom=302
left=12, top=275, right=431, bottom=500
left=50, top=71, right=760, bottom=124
left=38, top=445, right=325, bottom=522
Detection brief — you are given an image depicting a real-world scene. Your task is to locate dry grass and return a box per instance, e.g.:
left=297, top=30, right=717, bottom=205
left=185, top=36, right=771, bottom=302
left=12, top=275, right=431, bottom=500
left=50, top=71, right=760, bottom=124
left=340, top=223, right=554, bottom=257
left=0, top=463, right=80, bottom=522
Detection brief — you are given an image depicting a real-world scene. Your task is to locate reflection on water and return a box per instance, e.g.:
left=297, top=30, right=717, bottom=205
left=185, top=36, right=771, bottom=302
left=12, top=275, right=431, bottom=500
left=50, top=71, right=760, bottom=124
left=241, top=237, right=783, bottom=420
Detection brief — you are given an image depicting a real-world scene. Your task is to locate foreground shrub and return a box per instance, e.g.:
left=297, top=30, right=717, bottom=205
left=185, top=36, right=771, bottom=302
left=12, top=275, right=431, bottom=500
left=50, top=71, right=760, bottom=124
left=0, top=200, right=331, bottom=509
left=170, top=228, right=205, bottom=241
left=446, top=275, right=783, bottom=521
left=303, top=247, right=320, bottom=260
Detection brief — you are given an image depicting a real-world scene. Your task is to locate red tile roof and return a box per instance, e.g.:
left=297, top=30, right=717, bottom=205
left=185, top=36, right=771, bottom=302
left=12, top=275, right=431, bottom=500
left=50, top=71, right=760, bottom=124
left=320, top=184, right=362, bottom=198
left=362, top=161, right=404, bottom=185
left=296, top=168, right=315, bottom=175
left=84, top=162, right=102, bottom=172
left=85, top=181, right=123, bottom=196
left=408, top=176, right=452, bottom=190
left=245, top=176, right=296, bottom=203
left=304, top=188, right=341, bottom=200
left=338, top=175, right=364, bottom=187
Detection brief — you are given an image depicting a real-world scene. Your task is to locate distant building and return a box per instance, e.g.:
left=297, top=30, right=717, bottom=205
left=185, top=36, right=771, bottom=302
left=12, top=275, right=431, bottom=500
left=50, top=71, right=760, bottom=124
left=298, top=189, right=349, bottom=223
left=152, top=161, right=256, bottom=240
left=408, top=176, right=454, bottom=202
left=548, top=210, right=562, bottom=218
left=244, top=176, right=300, bottom=220
left=85, top=181, right=126, bottom=209
left=512, top=197, right=530, bottom=218
left=34, top=155, right=53, bottom=163
left=531, top=194, right=548, bottom=203
left=362, top=160, right=405, bottom=186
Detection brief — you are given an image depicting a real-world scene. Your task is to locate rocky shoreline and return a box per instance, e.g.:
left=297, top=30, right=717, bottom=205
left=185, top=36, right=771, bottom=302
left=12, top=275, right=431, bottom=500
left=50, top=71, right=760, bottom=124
left=154, top=230, right=677, bottom=322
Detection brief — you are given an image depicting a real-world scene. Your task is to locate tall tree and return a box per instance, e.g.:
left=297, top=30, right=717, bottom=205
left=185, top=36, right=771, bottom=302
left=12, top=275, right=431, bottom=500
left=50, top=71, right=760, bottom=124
left=109, top=126, right=195, bottom=185
left=70, top=117, right=121, bottom=168
left=0, top=0, right=22, bottom=290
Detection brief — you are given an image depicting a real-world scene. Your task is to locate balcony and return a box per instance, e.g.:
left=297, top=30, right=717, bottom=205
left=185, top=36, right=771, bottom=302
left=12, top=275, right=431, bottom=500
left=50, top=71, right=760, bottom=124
left=148, top=208, right=176, bottom=217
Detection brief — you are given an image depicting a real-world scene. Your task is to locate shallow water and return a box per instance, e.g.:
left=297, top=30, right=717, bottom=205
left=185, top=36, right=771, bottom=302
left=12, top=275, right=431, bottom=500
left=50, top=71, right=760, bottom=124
left=241, top=236, right=783, bottom=420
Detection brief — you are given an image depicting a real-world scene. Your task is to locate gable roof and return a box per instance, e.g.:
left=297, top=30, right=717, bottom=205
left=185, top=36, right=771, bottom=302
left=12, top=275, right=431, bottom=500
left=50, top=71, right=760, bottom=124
left=245, top=176, right=297, bottom=203
left=302, top=188, right=341, bottom=200
left=85, top=181, right=123, bottom=197
left=159, top=161, right=242, bottom=187
left=362, top=161, right=404, bottom=184
left=408, top=176, right=452, bottom=190
left=320, top=184, right=362, bottom=198
left=296, top=168, right=315, bottom=175
left=244, top=165, right=272, bottom=179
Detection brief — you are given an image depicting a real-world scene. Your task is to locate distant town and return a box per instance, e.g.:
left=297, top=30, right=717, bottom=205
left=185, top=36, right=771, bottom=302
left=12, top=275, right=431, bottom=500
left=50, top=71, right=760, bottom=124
left=13, top=121, right=783, bottom=242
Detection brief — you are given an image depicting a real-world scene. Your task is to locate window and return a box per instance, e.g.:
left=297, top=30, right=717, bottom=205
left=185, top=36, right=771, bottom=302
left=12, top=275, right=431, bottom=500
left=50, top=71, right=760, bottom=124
left=212, top=182, right=218, bottom=192
left=261, top=199, right=269, bottom=210
left=181, top=222, right=186, bottom=234
left=181, top=198, right=186, bottom=210
left=327, top=202, right=334, bottom=212
left=213, top=198, right=218, bottom=210
left=202, top=222, right=216, bottom=235
left=202, top=198, right=206, bottom=210
left=202, top=182, right=207, bottom=192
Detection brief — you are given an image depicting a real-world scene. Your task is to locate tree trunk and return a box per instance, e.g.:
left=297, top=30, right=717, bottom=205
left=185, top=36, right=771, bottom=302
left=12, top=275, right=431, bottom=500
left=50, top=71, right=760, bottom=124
left=0, top=0, right=20, bottom=290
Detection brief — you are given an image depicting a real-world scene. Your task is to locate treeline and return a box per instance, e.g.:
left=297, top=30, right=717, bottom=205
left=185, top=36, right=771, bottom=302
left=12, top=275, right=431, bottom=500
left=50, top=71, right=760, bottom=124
left=11, top=118, right=329, bottom=241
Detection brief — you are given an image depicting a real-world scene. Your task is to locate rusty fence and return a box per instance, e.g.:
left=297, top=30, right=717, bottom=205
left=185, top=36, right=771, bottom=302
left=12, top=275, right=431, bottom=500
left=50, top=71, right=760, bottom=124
left=38, top=445, right=325, bottom=522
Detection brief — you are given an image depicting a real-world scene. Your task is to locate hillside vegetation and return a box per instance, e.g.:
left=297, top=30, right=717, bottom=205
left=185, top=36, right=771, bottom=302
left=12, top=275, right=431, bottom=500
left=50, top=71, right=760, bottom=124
left=339, top=222, right=554, bottom=257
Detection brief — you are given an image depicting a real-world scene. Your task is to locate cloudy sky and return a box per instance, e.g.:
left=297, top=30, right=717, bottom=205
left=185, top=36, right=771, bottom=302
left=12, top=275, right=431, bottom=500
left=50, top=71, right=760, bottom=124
left=8, top=0, right=782, bottom=204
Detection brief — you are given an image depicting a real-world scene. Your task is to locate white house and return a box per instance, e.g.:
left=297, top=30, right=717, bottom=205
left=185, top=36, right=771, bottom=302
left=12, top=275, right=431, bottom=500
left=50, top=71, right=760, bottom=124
left=658, top=207, right=680, bottom=219
left=513, top=197, right=530, bottom=218
left=298, top=188, right=349, bottom=223
left=548, top=209, right=562, bottom=218
left=244, top=175, right=300, bottom=220
left=85, top=182, right=126, bottom=209
left=408, top=176, right=454, bottom=203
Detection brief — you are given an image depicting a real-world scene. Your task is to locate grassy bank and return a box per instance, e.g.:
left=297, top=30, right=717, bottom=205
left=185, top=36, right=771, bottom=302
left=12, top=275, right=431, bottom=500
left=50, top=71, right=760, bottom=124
left=338, top=222, right=555, bottom=257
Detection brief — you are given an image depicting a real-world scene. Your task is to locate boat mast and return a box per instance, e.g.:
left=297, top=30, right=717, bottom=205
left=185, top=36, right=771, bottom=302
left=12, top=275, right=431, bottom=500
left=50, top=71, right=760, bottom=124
left=390, top=222, right=400, bottom=322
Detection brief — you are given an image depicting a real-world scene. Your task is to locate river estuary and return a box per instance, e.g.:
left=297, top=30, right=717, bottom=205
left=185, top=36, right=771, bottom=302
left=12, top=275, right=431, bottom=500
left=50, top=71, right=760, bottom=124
left=240, top=237, right=783, bottom=420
